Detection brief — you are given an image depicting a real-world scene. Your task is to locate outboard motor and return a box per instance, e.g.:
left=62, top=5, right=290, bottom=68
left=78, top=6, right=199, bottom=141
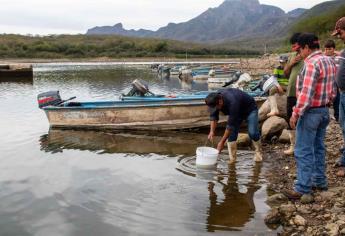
left=222, top=71, right=243, bottom=87
left=125, top=79, right=155, bottom=97
left=37, top=91, right=62, bottom=108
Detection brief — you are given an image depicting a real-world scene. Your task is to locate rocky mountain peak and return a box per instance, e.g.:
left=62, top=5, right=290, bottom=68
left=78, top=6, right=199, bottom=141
left=113, top=23, right=123, bottom=29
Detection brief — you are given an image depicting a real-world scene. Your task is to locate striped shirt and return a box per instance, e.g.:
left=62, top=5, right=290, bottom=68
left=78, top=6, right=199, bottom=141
left=292, top=51, right=337, bottom=120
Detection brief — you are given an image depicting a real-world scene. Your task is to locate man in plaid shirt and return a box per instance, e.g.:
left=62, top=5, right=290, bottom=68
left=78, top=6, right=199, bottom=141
left=283, top=33, right=337, bottom=200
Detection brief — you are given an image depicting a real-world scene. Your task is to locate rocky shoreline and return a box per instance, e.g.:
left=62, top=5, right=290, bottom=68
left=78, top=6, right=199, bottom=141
left=262, top=120, right=345, bottom=236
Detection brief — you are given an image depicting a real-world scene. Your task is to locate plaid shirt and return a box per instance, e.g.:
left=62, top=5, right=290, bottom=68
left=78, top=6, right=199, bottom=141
left=292, top=51, right=337, bottom=120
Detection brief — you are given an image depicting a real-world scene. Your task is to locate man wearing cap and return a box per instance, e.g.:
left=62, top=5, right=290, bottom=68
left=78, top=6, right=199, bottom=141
left=283, top=33, right=304, bottom=156
left=332, top=16, right=345, bottom=177
left=282, top=33, right=337, bottom=200
left=205, top=88, right=263, bottom=163
left=266, top=55, right=289, bottom=117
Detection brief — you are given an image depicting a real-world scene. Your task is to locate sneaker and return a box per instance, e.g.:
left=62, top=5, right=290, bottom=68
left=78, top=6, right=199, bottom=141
left=281, top=189, right=303, bottom=200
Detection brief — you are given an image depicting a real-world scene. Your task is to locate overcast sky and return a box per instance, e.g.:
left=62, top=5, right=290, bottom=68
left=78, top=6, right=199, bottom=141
left=0, top=0, right=331, bottom=35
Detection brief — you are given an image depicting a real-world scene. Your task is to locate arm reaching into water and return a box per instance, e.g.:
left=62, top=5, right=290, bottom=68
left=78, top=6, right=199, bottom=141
left=208, top=120, right=217, bottom=141
left=217, top=128, right=231, bottom=153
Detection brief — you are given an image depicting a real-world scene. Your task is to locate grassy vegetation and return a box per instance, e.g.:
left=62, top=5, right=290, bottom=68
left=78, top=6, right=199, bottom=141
left=0, top=34, right=260, bottom=59
left=289, top=2, right=345, bottom=49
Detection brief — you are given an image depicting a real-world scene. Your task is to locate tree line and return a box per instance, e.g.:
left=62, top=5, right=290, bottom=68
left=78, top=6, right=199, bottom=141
left=0, top=34, right=260, bottom=59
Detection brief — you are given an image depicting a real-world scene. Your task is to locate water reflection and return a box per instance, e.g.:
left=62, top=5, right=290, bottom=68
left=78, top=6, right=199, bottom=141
left=39, top=129, right=209, bottom=156
left=0, top=76, right=33, bottom=84
left=177, top=152, right=264, bottom=232
left=207, top=162, right=262, bottom=231
left=0, top=63, right=274, bottom=235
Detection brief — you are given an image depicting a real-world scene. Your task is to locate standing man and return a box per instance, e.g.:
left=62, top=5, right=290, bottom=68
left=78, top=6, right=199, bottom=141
left=283, top=33, right=337, bottom=199
left=283, top=33, right=304, bottom=156
left=324, top=39, right=340, bottom=121
left=332, top=17, right=345, bottom=177
left=205, top=88, right=263, bottom=163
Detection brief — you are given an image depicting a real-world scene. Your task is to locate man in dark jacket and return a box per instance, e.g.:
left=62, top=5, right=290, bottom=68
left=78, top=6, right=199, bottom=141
left=205, top=88, right=263, bottom=163
left=332, top=17, right=345, bottom=177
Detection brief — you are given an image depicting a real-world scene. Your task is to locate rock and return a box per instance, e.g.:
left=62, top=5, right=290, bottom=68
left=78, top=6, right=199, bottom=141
left=300, top=194, right=314, bottom=204
left=297, top=205, right=311, bottom=214
left=265, top=208, right=281, bottom=224
left=306, top=227, right=313, bottom=235
left=279, top=129, right=290, bottom=143
left=297, top=226, right=305, bottom=231
left=279, top=203, right=296, bottom=219
left=236, top=133, right=250, bottom=147
left=338, top=215, right=345, bottom=221
left=266, top=193, right=288, bottom=205
left=269, top=94, right=288, bottom=118
left=326, top=223, right=339, bottom=236
left=320, top=191, right=337, bottom=201
left=341, top=228, right=345, bottom=235
left=332, top=205, right=344, bottom=214
left=336, top=220, right=345, bottom=229
left=329, top=187, right=344, bottom=194
left=258, top=99, right=270, bottom=122
left=324, top=213, right=332, bottom=220
left=261, top=116, right=288, bottom=139
left=294, top=215, right=306, bottom=226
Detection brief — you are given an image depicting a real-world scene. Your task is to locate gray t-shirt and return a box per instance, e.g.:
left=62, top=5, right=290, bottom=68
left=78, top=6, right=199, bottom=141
left=336, top=50, right=345, bottom=91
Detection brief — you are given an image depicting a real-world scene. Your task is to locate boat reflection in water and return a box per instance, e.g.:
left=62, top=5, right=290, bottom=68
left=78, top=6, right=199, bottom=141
left=40, top=129, right=270, bottom=233
left=39, top=128, right=209, bottom=156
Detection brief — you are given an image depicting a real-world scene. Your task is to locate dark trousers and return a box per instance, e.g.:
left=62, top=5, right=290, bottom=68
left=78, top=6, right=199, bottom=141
left=286, top=96, right=297, bottom=130
left=333, top=89, right=340, bottom=121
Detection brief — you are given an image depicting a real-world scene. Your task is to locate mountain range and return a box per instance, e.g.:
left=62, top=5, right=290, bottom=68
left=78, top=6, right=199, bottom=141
left=86, top=0, right=342, bottom=44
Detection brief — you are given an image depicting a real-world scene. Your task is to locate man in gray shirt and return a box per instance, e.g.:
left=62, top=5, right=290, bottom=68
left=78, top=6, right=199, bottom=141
left=332, top=17, right=345, bottom=177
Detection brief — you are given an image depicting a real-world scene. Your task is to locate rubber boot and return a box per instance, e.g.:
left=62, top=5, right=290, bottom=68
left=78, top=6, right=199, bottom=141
left=227, top=141, right=237, bottom=164
left=283, top=130, right=295, bottom=156
left=267, top=95, right=279, bottom=117
left=253, top=140, right=263, bottom=162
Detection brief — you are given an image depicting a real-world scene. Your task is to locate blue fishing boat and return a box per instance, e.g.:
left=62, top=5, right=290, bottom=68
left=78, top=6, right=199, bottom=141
left=38, top=80, right=264, bottom=131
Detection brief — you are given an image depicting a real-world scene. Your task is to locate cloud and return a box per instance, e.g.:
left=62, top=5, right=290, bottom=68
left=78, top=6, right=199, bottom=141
left=0, top=0, right=329, bottom=35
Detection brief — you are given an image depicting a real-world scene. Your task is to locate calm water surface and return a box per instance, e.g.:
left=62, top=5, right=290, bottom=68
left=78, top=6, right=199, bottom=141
left=0, top=63, right=276, bottom=236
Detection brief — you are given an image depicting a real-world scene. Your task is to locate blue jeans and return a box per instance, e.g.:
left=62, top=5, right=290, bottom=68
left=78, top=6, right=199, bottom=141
left=294, top=107, right=329, bottom=194
left=228, top=109, right=260, bottom=142
left=339, top=92, right=345, bottom=166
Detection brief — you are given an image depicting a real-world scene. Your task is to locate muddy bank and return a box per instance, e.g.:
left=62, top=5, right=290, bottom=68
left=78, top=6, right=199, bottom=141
left=263, top=120, right=345, bottom=235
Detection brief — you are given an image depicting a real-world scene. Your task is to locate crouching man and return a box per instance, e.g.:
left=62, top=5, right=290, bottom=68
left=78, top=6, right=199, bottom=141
left=205, top=88, right=263, bottom=163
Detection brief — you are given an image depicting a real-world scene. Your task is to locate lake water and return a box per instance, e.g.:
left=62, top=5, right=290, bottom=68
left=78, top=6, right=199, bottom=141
left=0, top=63, right=275, bottom=236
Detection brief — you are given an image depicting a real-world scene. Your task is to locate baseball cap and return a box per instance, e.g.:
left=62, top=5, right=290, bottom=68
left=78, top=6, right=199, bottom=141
left=279, top=55, right=288, bottom=63
left=205, top=92, right=220, bottom=113
left=332, top=17, right=345, bottom=36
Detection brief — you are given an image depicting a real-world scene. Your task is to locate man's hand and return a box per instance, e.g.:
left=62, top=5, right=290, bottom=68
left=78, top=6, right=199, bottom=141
left=217, top=140, right=225, bottom=153
left=277, top=85, right=284, bottom=95
left=289, top=116, right=298, bottom=130
left=291, top=54, right=302, bottom=66
left=208, top=131, right=215, bottom=141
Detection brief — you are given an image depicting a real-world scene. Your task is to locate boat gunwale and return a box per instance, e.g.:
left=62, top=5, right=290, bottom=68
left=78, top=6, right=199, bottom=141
left=43, top=99, right=207, bottom=111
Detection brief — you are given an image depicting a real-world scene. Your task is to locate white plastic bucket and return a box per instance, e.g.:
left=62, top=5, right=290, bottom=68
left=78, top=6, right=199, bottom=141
left=196, top=147, right=219, bottom=166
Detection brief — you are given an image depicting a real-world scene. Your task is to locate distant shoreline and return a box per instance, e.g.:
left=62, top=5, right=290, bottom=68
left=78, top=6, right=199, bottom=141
left=0, top=56, right=261, bottom=64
